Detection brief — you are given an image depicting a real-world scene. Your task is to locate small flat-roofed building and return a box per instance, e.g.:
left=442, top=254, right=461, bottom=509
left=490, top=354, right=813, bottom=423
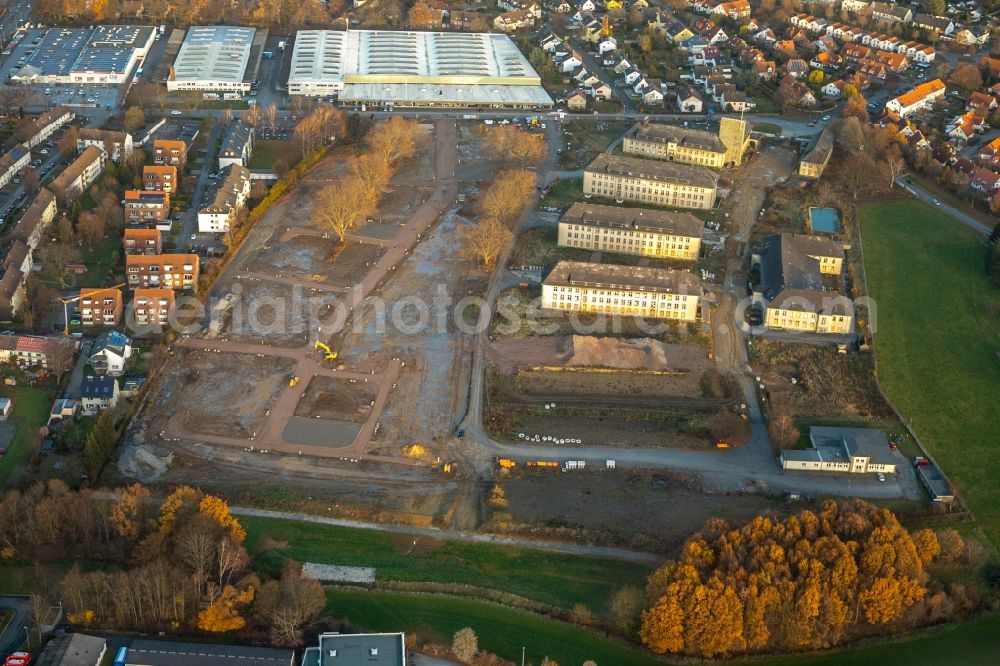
left=77, top=128, right=133, bottom=162
left=583, top=153, right=718, bottom=210
left=167, top=25, right=258, bottom=92
left=123, top=227, right=162, bottom=255
left=302, top=632, right=405, bottom=666
left=132, top=288, right=175, bottom=328
left=916, top=463, right=954, bottom=503
left=542, top=260, right=701, bottom=321
left=120, top=639, right=294, bottom=666
left=79, top=287, right=123, bottom=326
left=0, top=143, right=31, bottom=188
left=10, top=187, right=58, bottom=250
left=10, top=25, right=154, bottom=85
left=198, top=164, right=251, bottom=233
left=799, top=126, right=835, bottom=179
left=35, top=632, right=107, bottom=666
left=143, top=165, right=177, bottom=192
left=781, top=426, right=897, bottom=474
left=622, top=121, right=728, bottom=168
left=287, top=30, right=552, bottom=109
left=49, top=146, right=107, bottom=207
left=124, top=190, right=170, bottom=224
left=218, top=120, right=254, bottom=169
left=21, top=106, right=75, bottom=148
left=557, top=202, right=703, bottom=260
left=126, top=253, right=199, bottom=290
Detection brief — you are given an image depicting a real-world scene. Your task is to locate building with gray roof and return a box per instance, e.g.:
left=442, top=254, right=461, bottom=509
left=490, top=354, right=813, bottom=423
left=583, top=154, right=718, bottom=210
left=168, top=26, right=262, bottom=92
left=622, top=121, right=728, bottom=167
left=36, top=633, right=107, bottom=666
left=219, top=120, right=255, bottom=169
left=121, top=639, right=294, bottom=666
left=557, top=202, right=704, bottom=260
left=301, top=632, right=406, bottom=666
left=10, top=25, right=154, bottom=85
left=781, top=426, right=897, bottom=474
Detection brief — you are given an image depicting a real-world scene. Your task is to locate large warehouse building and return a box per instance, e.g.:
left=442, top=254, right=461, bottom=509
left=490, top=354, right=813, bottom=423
left=167, top=26, right=263, bottom=93
left=11, top=25, right=155, bottom=85
left=287, top=30, right=552, bottom=108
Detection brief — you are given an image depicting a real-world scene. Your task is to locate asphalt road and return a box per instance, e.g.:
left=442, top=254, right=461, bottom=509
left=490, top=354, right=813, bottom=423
left=897, top=176, right=992, bottom=235
left=0, top=595, right=29, bottom=657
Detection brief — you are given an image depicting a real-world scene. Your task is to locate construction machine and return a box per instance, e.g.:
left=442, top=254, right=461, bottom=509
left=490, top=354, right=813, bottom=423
left=314, top=340, right=338, bottom=361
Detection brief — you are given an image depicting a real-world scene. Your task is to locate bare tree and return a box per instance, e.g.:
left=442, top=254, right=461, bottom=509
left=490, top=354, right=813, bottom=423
left=348, top=155, right=393, bottom=203
left=885, top=147, right=906, bottom=189
left=480, top=125, right=547, bottom=167
left=315, top=178, right=375, bottom=243
left=77, top=211, right=105, bottom=250
left=367, top=117, right=426, bottom=167
left=21, top=166, right=39, bottom=193
left=58, top=126, right=80, bottom=159
left=458, top=217, right=512, bottom=271
left=242, top=104, right=261, bottom=129
left=479, top=168, right=536, bottom=225
left=265, top=104, right=279, bottom=135
left=40, top=243, right=82, bottom=289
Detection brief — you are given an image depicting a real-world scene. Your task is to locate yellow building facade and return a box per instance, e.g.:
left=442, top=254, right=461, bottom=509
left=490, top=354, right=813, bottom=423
left=556, top=203, right=702, bottom=260
left=583, top=154, right=718, bottom=210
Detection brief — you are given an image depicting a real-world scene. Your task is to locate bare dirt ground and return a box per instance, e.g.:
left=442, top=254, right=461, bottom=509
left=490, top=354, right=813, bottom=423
left=489, top=335, right=711, bottom=373
left=295, top=377, right=379, bottom=421
left=499, top=469, right=792, bottom=549
left=515, top=368, right=707, bottom=400
left=243, top=237, right=385, bottom=287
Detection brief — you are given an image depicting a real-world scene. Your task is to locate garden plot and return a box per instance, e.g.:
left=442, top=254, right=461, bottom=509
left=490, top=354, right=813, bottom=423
left=249, top=237, right=385, bottom=287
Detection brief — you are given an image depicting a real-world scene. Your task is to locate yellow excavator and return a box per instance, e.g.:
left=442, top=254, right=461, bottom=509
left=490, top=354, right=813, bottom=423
left=314, top=340, right=338, bottom=361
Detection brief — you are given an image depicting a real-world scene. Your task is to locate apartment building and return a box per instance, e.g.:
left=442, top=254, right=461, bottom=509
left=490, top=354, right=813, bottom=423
left=132, top=288, right=175, bottom=328
left=126, top=254, right=200, bottom=290
left=541, top=260, right=701, bottom=321
left=197, top=164, right=251, bottom=232
left=583, top=154, right=718, bottom=210
left=752, top=233, right=852, bottom=334
left=557, top=202, right=703, bottom=260
left=0, top=143, right=31, bottom=189
left=218, top=120, right=254, bottom=169
left=153, top=139, right=188, bottom=169
left=49, top=146, right=107, bottom=207
left=76, top=128, right=133, bottom=162
left=22, top=106, right=74, bottom=148
left=885, top=78, right=945, bottom=118
left=124, top=190, right=171, bottom=224
left=143, top=164, right=178, bottom=192
left=622, top=121, right=728, bottom=168
left=123, top=228, right=162, bottom=255
left=0, top=333, right=70, bottom=370
left=79, top=287, right=123, bottom=327
left=0, top=239, right=31, bottom=323
left=9, top=188, right=57, bottom=250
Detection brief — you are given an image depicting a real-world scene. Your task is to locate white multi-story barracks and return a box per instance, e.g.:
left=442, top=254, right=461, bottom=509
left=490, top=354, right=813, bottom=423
left=167, top=26, right=260, bottom=93
left=10, top=25, right=155, bottom=85
left=287, top=30, right=553, bottom=108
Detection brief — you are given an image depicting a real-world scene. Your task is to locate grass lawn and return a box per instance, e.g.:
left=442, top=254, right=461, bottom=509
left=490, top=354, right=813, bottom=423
left=77, top=235, right=122, bottom=288
left=859, top=199, right=1000, bottom=546
left=326, top=589, right=666, bottom=666
left=241, top=516, right=653, bottom=613
left=0, top=385, right=55, bottom=486
left=249, top=140, right=292, bottom=170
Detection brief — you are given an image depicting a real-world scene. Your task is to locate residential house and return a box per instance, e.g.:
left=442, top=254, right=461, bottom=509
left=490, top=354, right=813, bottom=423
left=9, top=188, right=57, bottom=250
left=0, top=334, right=70, bottom=370
left=583, top=154, right=718, bottom=210
left=89, top=330, right=133, bottom=376
left=197, top=164, right=252, bottom=233
left=0, top=144, right=30, bottom=189
left=79, top=287, right=123, bottom=327
left=21, top=106, right=74, bottom=148
left=76, top=128, right=133, bottom=162
left=781, top=427, right=897, bottom=474
left=494, top=8, right=536, bottom=32
left=597, top=36, right=617, bottom=55
left=885, top=78, right=945, bottom=118
left=784, top=59, right=809, bottom=79
left=711, top=0, right=750, bottom=20
left=822, top=80, right=847, bottom=98
left=971, top=167, right=1000, bottom=196
left=566, top=89, right=589, bottom=110
left=722, top=91, right=754, bottom=111
left=153, top=139, right=188, bottom=169
left=50, top=146, right=107, bottom=207
left=754, top=60, right=777, bottom=81
left=642, top=81, right=665, bottom=106
left=676, top=87, right=704, bottom=112
left=0, top=239, right=31, bottom=323
left=81, top=375, right=119, bottom=414
left=979, top=136, right=1000, bottom=166
left=123, top=228, right=162, bottom=255
left=799, top=126, right=834, bottom=179
left=132, top=288, right=175, bottom=328
left=912, top=13, right=953, bottom=35
left=124, top=190, right=171, bottom=225
left=947, top=111, right=980, bottom=143
left=558, top=202, right=702, bottom=260
left=126, top=254, right=200, bottom=290
left=542, top=260, right=701, bottom=321
left=591, top=82, right=613, bottom=100
left=143, top=165, right=177, bottom=192
left=841, top=0, right=871, bottom=12
left=871, top=2, right=911, bottom=24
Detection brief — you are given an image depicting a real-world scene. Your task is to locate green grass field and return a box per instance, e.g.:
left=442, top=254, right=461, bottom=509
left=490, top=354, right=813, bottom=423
left=859, top=199, right=1000, bottom=545
left=327, top=590, right=1000, bottom=666
left=0, top=385, right=55, bottom=485
left=248, top=140, right=292, bottom=170
left=241, top=516, right=653, bottom=613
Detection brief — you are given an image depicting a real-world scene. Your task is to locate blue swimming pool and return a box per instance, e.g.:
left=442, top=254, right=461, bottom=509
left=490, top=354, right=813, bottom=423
left=808, top=207, right=842, bottom=233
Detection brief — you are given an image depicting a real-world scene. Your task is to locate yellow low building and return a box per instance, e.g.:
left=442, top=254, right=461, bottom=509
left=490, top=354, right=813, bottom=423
left=799, top=126, right=835, bottom=179
left=557, top=202, right=703, bottom=260
left=622, top=121, right=728, bottom=168
left=583, top=154, right=718, bottom=210
left=542, top=260, right=700, bottom=321
left=764, top=289, right=854, bottom=334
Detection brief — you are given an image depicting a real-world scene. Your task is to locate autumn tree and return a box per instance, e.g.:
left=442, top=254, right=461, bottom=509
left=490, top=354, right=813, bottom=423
left=19, top=275, right=55, bottom=330
left=458, top=217, right=512, bottom=271
left=349, top=154, right=393, bottom=203
left=58, top=126, right=80, bottom=159
left=885, top=145, right=907, bottom=189
left=936, top=529, right=965, bottom=562
left=77, top=211, right=105, bottom=250
left=197, top=584, right=254, bottom=633
left=292, top=104, right=345, bottom=157
left=253, top=565, right=327, bottom=646
left=123, top=105, right=146, bottom=133
left=242, top=104, right=261, bottom=129
left=610, top=586, right=644, bottom=635
left=408, top=1, right=435, bottom=27
left=265, top=104, right=279, bottom=136
left=21, top=166, right=39, bottom=193
left=479, top=168, right=536, bottom=226
left=949, top=63, right=983, bottom=92
left=480, top=125, right=547, bottom=167
left=110, top=484, right=151, bottom=541
left=451, top=627, right=478, bottom=662
left=367, top=117, right=426, bottom=167
left=842, top=92, right=870, bottom=124
left=314, top=178, right=374, bottom=244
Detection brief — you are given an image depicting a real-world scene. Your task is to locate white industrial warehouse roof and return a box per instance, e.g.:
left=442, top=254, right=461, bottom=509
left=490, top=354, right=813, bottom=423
left=172, top=26, right=256, bottom=84
left=290, top=30, right=543, bottom=84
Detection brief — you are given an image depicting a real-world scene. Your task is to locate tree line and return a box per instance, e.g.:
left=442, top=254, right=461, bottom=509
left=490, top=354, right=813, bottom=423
left=638, top=499, right=975, bottom=658
left=0, top=483, right=325, bottom=646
